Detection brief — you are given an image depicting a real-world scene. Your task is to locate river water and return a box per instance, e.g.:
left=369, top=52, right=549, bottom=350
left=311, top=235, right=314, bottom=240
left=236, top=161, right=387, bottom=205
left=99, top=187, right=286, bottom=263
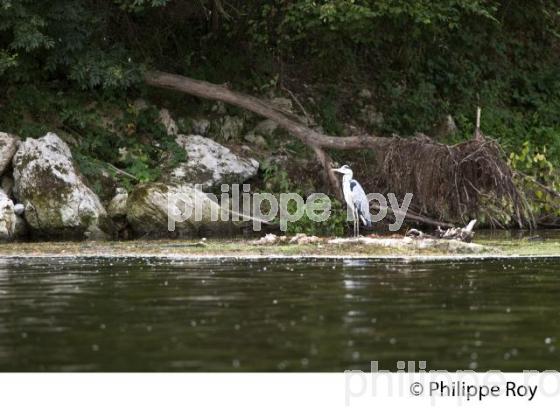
left=0, top=257, right=558, bottom=371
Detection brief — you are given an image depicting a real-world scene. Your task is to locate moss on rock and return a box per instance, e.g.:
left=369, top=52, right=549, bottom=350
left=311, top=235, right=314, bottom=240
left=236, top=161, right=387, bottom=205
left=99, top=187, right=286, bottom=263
left=12, top=132, right=110, bottom=239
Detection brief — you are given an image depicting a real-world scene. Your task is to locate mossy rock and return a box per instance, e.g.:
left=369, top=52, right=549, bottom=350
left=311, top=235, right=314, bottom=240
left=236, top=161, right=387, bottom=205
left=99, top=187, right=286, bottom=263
left=126, top=182, right=251, bottom=238
left=12, top=132, right=111, bottom=239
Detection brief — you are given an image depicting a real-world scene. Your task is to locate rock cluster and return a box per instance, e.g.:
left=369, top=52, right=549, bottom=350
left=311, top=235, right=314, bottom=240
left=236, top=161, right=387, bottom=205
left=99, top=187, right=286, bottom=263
left=0, top=133, right=25, bottom=241
left=0, top=107, right=262, bottom=241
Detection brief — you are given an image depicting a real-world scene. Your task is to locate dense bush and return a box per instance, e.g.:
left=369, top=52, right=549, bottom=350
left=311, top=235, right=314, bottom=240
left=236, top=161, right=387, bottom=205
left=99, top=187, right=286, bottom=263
left=1, top=1, right=558, bottom=138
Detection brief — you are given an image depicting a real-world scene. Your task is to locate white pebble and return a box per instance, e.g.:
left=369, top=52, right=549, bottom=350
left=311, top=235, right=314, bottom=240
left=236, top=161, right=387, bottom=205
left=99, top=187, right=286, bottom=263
left=14, top=203, right=25, bottom=215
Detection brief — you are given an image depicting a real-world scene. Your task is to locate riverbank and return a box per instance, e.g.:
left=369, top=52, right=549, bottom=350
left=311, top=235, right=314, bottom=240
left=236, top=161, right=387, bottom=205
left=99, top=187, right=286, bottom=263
left=1, top=234, right=559, bottom=260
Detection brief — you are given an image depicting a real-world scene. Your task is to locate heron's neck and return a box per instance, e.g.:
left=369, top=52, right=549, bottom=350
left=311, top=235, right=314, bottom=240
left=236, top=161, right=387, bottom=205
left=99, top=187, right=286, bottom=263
left=343, top=173, right=352, bottom=183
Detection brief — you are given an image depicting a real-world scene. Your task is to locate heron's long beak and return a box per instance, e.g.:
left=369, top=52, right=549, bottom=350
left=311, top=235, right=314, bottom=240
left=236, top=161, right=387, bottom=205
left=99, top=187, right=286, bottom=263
left=332, top=168, right=343, bottom=174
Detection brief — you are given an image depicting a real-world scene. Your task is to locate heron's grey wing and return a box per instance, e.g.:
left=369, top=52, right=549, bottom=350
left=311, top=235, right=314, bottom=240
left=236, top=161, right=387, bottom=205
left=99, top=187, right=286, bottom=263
left=350, top=179, right=372, bottom=226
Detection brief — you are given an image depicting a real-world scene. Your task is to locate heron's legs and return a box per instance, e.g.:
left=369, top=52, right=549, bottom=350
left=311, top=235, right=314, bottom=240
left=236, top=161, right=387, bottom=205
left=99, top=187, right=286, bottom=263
left=353, top=208, right=359, bottom=237
left=350, top=207, right=354, bottom=237
left=352, top=208, right=355, bottom=237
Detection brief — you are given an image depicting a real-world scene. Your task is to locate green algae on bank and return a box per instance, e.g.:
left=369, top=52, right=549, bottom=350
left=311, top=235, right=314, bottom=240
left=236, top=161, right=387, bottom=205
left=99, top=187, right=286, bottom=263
left=0, top=235, right=559, bottom=258
left=477, top=237, right=560, bottom=257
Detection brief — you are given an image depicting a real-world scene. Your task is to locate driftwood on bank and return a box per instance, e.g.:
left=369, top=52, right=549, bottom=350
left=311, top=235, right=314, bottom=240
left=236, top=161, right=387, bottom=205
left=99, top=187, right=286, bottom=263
left=406, top=219, right=477, bottom=243
left=370, top=203, right=455, bottom=229
left=145, top=71, right=531, bottom=229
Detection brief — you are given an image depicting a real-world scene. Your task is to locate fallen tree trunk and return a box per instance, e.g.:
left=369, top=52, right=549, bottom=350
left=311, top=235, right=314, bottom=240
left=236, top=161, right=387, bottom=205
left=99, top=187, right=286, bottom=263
left=145, top=70, right=391, bottom=199
left=144, top=70, right=531, bottom=229
left=144, top=71, right=392, bottom=152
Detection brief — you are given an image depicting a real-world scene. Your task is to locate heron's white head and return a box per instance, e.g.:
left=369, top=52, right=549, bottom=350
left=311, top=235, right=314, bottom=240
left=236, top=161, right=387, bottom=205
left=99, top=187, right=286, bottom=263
left=332, top=164, right=353, bottom=177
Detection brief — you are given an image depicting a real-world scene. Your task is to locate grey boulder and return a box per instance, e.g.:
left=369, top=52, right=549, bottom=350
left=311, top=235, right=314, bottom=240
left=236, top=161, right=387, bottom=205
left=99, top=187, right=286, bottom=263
left=12, top=132, right=110, bottom=239
left=126, top=182, right=250, bottom=238
left=0, top=132, right=19, bottom=175
left=169, top=134, right=259, bottom=190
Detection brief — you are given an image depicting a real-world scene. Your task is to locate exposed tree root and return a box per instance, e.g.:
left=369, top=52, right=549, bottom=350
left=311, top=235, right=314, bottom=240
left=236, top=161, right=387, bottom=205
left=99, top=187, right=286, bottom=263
left=381, top=134, right=533, bottom=227
left=379, top=134, right=532, bottom=228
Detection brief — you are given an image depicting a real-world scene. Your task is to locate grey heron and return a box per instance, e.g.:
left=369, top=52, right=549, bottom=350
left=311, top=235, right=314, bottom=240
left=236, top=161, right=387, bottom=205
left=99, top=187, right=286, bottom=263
left=332, top=165, right=372, bottom=237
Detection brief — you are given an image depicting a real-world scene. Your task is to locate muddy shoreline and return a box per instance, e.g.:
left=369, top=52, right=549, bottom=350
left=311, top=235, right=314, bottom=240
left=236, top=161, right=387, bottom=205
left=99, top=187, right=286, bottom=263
left=1, top=236, right=559, bottom=260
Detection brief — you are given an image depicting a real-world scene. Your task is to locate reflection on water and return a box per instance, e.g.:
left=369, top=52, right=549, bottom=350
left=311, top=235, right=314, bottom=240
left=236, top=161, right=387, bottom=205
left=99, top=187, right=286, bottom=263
left=0, top=257, right=559, bottom=371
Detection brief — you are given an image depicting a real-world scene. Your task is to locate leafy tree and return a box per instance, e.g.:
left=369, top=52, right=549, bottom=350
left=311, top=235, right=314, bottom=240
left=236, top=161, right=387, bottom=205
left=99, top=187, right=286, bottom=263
left=1, top=0, right=559, bottom=140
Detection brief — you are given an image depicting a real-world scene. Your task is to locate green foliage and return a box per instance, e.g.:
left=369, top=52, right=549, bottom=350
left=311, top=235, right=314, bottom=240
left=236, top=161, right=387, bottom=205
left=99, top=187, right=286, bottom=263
left=0, top=50, right=17, bottom=74
left=315, top=90, right=345, bottom=135
left=509, top=142, right=560, bottom=219
left=0, top=85, right=185, bottom=195
left=113, top=0, right=171, bottom=12
left=278, top=0, right=498, bottom=45
left=261, top=161, right=292, bottom=193
left=261, top=160, right=347, bottom=235
left=0, top=0, right=145, bottom=88
left=285, top=198, right=347, bottom=237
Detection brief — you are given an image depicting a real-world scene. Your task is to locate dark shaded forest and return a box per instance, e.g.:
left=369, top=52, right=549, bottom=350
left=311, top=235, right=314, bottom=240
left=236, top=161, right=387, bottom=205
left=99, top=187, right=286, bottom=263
left=1, top=0, right=559, bottom=234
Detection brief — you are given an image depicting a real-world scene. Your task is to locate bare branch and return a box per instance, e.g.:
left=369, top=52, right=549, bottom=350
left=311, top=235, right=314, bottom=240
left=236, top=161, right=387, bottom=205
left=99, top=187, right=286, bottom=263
left=144, top=71, right=392, bottom=151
